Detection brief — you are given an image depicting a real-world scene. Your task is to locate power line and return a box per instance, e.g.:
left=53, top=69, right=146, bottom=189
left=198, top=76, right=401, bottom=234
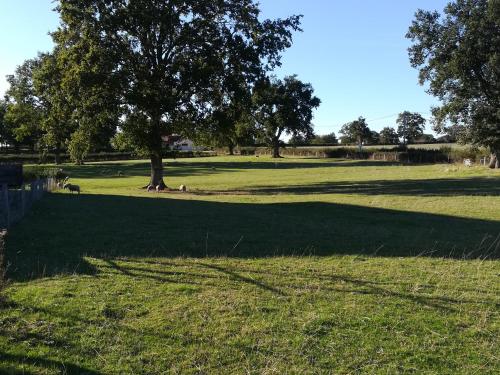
left=366, top=111, right=432, bottom=123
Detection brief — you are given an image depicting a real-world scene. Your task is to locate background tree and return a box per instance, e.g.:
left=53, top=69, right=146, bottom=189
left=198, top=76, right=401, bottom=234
left=368, top=130, right=380, bottom=145
left=4, top=58, right=43, bottom=152
left=56, top=0, right=301, bottom=188
left=0, top=99, right=17, bottom=150
left=251, top=75, right=321, bottom=158
left=32, top=52, right=76, bottom=164
left=407, top=0, right=500, bottom=168
left=289, top=133, right=312, bottom=146
left=414, top=133, right=436, bottom=144
left=379, top=127, right=400, bottom=145
left=311, top=132, right=337, bottom=145
left=339, top=117, right=371, bottom=150
left=396, top=111, right=426, bottom=145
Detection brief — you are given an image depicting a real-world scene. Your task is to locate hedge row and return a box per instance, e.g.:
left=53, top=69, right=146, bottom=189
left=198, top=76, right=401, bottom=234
left=0, top=150, right=217, bottom=164
left=239, top=146, right=490, bottom=164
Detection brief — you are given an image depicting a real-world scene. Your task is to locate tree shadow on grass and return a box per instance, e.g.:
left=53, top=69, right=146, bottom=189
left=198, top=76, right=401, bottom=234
left=58, top=159, right=400, bottom=179
left=5, top=193, right=500, bottom=282
left=190, top=176, right=500, bottom=197
left=0, top=352, right=102, bottom=375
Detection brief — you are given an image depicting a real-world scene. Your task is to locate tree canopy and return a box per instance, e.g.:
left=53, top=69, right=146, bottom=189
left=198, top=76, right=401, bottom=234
left=54, top=0, right=302, bottom=186
left=339, top=117, right=371, bottom=149
left=407, top=0, right=500, bottom=167
left=396, top=111, right=426, bottom=145
left=251, top=75, right=320, bottom=158
left=379, top=127, right=400, bottom=145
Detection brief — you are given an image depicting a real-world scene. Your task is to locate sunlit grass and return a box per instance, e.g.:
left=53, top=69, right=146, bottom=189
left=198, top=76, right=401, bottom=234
left=2, top=156, right=499, bottom=374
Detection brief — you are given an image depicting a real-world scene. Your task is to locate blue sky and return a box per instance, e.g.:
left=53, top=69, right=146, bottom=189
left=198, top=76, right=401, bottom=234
left=0, top=0, right=449, bottom=135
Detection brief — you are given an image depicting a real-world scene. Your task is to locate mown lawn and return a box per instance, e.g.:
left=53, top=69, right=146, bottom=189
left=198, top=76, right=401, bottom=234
left=1, top=156, right=499, bottom=374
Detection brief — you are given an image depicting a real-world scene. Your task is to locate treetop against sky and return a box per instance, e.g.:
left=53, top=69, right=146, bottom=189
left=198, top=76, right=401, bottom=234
left=0, top=0, right=449, bottom=134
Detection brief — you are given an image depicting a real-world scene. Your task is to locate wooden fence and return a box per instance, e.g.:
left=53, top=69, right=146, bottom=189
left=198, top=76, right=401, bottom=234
left=0, top=178, right=57, bottom=229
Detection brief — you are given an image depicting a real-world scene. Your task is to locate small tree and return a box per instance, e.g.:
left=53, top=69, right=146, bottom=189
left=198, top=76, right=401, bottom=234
left=379, top=127, right=400, bottom=145
left=396, top=111, right=426, bottom=145
left=407, top=0, right=500, bottom=168
left=251, top=76, right=321, bottom=158
left=68, top=129, right=91, bottom=165
left=339, top=117, right=371, bottom=150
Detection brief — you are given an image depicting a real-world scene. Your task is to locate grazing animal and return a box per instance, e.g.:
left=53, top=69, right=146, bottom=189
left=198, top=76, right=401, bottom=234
left=464, top=159, right=473, bottom=167
left=57, top=182, right=63, bottom=189
left=179, top=185, right=187, bottom=192
left=156, top=185, right=162, bottom=192
left=63, top=183, right=80, bottom=194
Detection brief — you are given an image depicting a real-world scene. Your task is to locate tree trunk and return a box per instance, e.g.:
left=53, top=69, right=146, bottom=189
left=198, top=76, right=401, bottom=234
left=54, top=144, right=61, bottom=165
left=228, top=143, right=235, bottom=156
left=272, top=140, right=281, bottom=158
left=489, top=148, right=499, bottom=169
left=149, top=153, right=166, bottom=190
left=147, top=114, right=167, bottom=190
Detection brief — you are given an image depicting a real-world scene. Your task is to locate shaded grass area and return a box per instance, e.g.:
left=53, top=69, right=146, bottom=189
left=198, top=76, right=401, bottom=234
left=4, top=193, right=500, bottom=282
left=1, top=257, right=499, bottom=374
left=2, top=157, right=500, bottom=373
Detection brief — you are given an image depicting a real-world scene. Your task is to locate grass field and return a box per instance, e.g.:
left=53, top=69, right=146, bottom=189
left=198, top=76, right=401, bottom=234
left=1, top=156, right=499, bottom=374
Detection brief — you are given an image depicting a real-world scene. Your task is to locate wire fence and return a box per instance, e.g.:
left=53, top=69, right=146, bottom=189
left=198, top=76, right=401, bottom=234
left=0, top=178, right=57, bottom=229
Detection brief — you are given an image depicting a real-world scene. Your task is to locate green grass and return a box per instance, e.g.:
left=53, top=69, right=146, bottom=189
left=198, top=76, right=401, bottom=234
left=1, top=156, right=499, bottom=374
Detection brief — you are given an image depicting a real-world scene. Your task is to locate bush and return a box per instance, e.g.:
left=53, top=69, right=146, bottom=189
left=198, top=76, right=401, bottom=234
left=68, top=130, right=91, bottom=165
left=23, top=167, right=66, bottom=183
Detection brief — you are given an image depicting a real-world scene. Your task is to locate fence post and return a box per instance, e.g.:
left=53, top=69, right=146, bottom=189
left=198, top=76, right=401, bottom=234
left=2, top=184, right=9, bottom=229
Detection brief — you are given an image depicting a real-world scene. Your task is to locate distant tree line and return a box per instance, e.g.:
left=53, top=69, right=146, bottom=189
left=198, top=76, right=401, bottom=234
left=289, top=110, right=461, bottom=148
left=0, top=0, right=498, bottom=176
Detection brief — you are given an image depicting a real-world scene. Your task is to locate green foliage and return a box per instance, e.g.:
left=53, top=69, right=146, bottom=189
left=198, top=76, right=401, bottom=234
left=396, top=111, right=426, bottom=145
left=22, top=167, right=67, bottom=183
left=68, top=130, right=91, bottom=165
left=407, top=0, right=500, bottom=164
left=252, top=76, right=321, bottom=157
left=3, top=59, right=44, bottom=151
left=339, top=117, right=371, bottom=147
left=55, top=0, right=302, bottom=182
left=379, top=127, right=400, bottom=145
left=311, top=132, right=338, bottom=145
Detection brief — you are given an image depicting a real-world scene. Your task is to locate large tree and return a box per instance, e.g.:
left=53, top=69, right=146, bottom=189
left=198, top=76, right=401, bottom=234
left=251, top=75, right=320, bottom=158
left=379, top=127, right=400, bottom=145
left=407, top=0, right=500, bottom=168
left=339, top=117, right=371, bottom=150
left=55, top=0, right=301, bottom=188
left=396, top=111, right=426, bottom=145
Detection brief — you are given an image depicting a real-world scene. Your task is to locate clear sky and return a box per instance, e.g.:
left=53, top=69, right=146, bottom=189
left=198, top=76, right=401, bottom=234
left=0, top=0, right=449, bottom=135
